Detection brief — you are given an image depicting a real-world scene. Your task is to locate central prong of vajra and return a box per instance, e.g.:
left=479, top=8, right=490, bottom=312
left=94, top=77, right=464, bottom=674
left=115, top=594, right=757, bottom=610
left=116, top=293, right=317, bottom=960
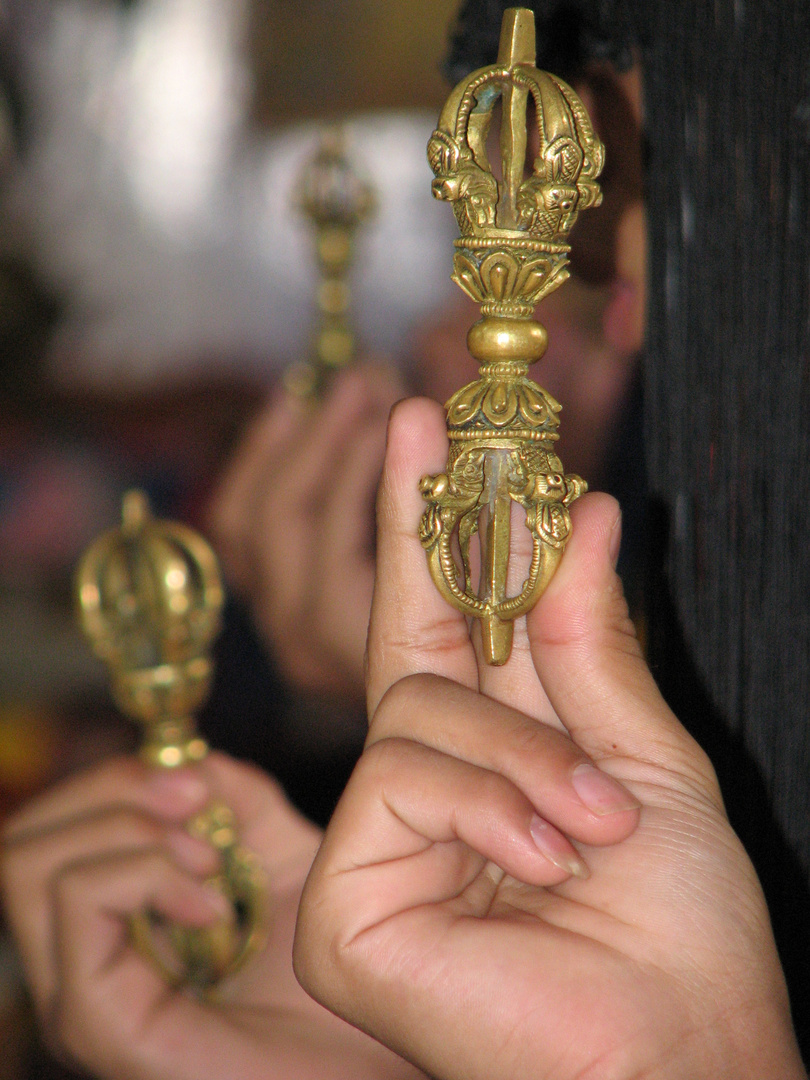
left=478, top=448, right=516, bottom=663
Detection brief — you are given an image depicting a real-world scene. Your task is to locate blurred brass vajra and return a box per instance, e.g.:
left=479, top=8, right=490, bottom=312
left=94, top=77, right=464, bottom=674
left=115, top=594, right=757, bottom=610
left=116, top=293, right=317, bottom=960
left=285, top=124, right=375, bottom=398
left=75, top=490, right=266, bottom=990
left=419, top=6, right=603, bottom=664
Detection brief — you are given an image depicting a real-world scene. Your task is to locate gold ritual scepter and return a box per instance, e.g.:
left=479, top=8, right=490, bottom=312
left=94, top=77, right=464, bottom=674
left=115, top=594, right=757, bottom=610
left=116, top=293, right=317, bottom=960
left=75, top=490, right=265, bottom=990
left=419, top=6, right=604, bottom=664
left=285, top=125, right=375, bottom=398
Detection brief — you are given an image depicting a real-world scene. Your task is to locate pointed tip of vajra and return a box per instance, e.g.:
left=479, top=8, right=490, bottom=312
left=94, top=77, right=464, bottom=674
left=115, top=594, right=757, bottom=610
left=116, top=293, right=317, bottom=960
left=497, top=7, right=537, bottom=69
left=121, top=489, right=151, bottom=535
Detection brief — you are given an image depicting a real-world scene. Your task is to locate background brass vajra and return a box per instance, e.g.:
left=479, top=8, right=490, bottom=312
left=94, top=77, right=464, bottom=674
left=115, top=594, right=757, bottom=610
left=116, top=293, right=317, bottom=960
left=419, top=6, right=604, bottom=664
left=75, top=490, right=266, bottom=991
left=284, top=125, right=375, bottom=399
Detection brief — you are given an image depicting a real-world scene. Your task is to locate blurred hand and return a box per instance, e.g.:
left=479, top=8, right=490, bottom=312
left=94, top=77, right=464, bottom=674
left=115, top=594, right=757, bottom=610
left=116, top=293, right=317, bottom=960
left=1, top=753, right=424, bottom=1080
left=294, top=397, right=805, bottom=1080
left=208, top=364, right=404, bottom=704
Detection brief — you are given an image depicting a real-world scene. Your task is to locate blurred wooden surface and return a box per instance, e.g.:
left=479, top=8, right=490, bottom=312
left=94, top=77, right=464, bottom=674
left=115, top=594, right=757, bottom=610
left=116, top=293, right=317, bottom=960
left=247, top=0, right=461, bottom=124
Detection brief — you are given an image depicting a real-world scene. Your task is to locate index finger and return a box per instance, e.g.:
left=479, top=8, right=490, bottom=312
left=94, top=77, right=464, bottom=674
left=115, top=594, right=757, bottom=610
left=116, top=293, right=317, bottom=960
left=365, top=397, right=479, bottom=719
left=2, top=756, right=209, bottom=845
left=207, top=391, right=302, bottom=590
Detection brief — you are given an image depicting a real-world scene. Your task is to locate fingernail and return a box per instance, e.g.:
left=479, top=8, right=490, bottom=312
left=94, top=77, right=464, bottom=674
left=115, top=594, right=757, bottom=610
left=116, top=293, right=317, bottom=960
left=530, top=815, right=590, bottom=879
left=609, top=511, right=623, bottom=569
left=200, top=882, right=233, bottom=920
left=165, top=827, right=220, bottom=875
left=572, top=764, right=640, bottom=816
left=147, top=768, right=209, bottom=806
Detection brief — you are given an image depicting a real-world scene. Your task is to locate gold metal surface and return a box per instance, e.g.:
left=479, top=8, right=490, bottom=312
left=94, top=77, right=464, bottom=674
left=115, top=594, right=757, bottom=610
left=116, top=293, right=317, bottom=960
left=419, top=7, right=603, bottom=664
left=75, top=491, right=266, bottom=990
left=285, top=125, right=375, bottom=397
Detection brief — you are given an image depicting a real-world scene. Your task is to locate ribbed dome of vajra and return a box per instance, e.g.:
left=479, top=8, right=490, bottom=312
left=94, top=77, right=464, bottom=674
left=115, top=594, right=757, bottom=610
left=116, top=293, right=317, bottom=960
left=427, top=54, right=603, bottom=249
left=446, top=372, right=562, bottom=441
left=427, top=8, right=603, bottom=316
left=75, top=490, right=223, bottom=673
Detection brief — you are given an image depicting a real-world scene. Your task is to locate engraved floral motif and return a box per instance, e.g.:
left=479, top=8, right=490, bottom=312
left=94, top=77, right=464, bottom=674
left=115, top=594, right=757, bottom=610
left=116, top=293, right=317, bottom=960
left=446, top=374, right=562, bottom=434
left=452, top=249, right=570, bottom=312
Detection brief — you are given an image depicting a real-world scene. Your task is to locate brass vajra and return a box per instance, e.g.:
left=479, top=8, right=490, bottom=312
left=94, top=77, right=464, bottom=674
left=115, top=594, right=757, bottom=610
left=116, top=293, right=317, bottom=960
left=75, top=491, right=265, bottom=990
left=285, top=124, right=375, bottom=398
left=419, top=6, right=604, bottom=664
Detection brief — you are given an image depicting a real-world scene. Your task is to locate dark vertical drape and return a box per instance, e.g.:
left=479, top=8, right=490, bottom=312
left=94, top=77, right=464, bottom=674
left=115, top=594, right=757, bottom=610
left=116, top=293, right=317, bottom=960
left=447, top=0, right=810, bottom=1054
left=642, top=0, right=810, bottom=865
left=638, top=6, right=810, bottom=1049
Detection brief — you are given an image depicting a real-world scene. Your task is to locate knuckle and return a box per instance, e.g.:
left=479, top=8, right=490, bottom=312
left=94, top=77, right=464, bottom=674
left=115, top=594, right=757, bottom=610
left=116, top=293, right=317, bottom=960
left=357, top=734, right=415, bottom=780
left=293, top=903, right=345, bottom=1003
left=292, top=924, right=326, bottom=999
left=370, top=672, right=448, bottom=735
left=102, top=807, right=165, bottom=846
left=508, top=713, right=575, bottom=766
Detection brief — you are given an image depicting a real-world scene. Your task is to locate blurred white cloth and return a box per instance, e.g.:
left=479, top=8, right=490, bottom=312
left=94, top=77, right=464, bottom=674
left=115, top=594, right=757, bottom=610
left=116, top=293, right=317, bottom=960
left=1, top=0, right=456, bottom=389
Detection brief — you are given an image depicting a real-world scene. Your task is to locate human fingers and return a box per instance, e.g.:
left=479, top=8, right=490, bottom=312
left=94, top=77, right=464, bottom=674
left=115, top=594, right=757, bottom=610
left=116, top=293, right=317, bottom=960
left=2, top=755, right=210, bottom=845
left=471, top=499, right=562, bottom=730
left=313, top=415, right=387, bottom=691
left=207, top=391, right=302, bottom=593
left=48, top=848, right=228, bottom=1075
left=266, top=365, right=400, bottom=528
left=251, top=368, right=397, bottom=690
left=367, top=674, right=639, bottom=851
left=366, top=397, right=479, bottom=718
left=2, top=802, right=218, bottom=1018
left=365, top=388, right=565, bottom=727
left=296, top=706, right=591, bottom=980
left=528, top=492, right=719, bottom=796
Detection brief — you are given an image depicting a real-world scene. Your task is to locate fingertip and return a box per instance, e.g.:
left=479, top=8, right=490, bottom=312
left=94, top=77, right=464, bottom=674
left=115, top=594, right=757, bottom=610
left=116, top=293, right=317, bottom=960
left=609, top=508, right=623, bottom=570
left=366, top=395, right=477, bottom=717
left=568, top=492, right=623, bottom=573
left=356, top=356, right=408, bottom=405
left=198, top=881, right=234, bottom=922
left=164, top=827, right=221, bottom=876
left=324, top=365, right=392, bottom=419
left=531, top=491, right=627, bottom=636
left=567, top=763, right=642, bottom=846
left=385, top=397, right=447, bottom=471
left=144, top=768, right=210, bottom=816
left=250, top=385, right=304, bottom=441
left=529, top=815, right=590, bottom=880
left=376, top=396, right=448, bottom=538
left=201, top=750, right=285, bottom=805
left=571, top=763, right=641, bottom=817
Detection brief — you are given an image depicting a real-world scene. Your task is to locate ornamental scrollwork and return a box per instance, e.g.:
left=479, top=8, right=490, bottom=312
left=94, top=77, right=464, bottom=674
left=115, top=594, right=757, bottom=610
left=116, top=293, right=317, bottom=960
left=419, top=8, right=603, bottom=664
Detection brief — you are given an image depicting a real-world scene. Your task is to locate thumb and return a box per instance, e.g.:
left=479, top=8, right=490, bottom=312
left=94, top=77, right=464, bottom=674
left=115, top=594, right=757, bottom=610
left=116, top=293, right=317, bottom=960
left=528, top=492, right=720, bottom=799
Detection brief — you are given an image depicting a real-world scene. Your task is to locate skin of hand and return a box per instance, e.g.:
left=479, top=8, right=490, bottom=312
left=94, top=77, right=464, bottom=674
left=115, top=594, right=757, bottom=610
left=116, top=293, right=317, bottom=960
left=208, top=363, right=404, bottom=705
left=0, top=752, right=425, bottom=1080
left=293, top=396, right=806, bottom=1080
